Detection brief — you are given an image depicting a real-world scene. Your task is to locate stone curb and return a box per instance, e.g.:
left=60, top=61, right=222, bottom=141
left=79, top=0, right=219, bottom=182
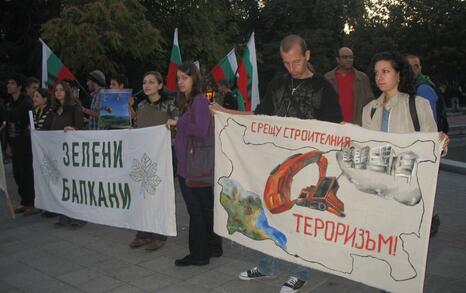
left=440, top=158, right=466, bottom=175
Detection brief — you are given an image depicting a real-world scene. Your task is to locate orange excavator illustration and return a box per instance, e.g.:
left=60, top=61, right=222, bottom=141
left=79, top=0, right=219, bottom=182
left=263, top=150, right=345, bottom=217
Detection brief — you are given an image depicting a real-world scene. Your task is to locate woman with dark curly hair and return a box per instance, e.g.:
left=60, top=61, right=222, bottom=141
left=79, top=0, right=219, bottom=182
left=362, top=51, right=448, bottom=139
left=362, top=51, right=449, bottom=239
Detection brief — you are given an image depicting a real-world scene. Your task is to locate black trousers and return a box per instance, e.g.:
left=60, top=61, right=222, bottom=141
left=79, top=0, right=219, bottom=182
left=178, top=177, right=222, bottom=261
left=12, top=154, right=35, bottom=207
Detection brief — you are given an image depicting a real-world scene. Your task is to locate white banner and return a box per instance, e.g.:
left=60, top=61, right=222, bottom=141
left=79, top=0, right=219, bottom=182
left=32, top=126, right=176, bottom=236
left=214, top=112, right=441, bottom=293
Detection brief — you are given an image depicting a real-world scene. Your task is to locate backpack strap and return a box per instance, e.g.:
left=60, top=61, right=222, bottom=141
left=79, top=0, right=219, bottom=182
left=409, top=94, right=420, bottom=132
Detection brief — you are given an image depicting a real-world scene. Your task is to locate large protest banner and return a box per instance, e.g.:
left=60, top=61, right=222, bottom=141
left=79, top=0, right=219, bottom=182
left=214, top=112, right=441, bottom=293
left=32, top=125, right=176, bottom=235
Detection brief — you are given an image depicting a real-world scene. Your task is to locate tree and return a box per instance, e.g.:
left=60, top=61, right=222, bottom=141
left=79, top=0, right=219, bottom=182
left=251, top=0, right=361, bottom=92
left=4, top=0, right=464, bottom=94
left=348, top=0, right=466, bottom=84
left=41, top=0, right=166, bottom=78
left=401, top=0, right=466, bottom=83
left=0, top=0, right=61, bottom=81
left=141, top=0, right=241, bottom=72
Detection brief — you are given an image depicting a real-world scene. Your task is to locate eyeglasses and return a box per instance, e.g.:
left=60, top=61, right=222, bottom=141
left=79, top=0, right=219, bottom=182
left=339, top=55, right=353, bottom=59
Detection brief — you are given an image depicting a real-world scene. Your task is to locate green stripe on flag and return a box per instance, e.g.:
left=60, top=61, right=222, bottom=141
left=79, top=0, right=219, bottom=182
left=47, top=54, right=64, bottom=86
left=242, top=48, right=254, bottom=99
left=234, top=88, right=246, bottom=111
left=170, top=45, right=182, bottom=65
left=220, top=62, right=235, bottom=83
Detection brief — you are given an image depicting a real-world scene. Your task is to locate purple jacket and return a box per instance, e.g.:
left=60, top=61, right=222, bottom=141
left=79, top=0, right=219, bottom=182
left=174, top=94, right=212, bottom=178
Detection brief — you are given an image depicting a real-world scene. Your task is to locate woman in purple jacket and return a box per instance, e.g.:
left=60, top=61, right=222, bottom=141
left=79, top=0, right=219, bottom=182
left=166, top=62, right=222, bottom=266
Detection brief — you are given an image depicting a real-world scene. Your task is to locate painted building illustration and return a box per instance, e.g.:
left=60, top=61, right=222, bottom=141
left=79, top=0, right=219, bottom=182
left=341, top=145, right=418, bottom=183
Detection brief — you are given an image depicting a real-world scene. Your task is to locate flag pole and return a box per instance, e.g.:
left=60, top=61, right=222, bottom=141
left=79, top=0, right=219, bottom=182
left=1, top=143, right=15, bottom=219
left=75, top=80, right=93, bottom=101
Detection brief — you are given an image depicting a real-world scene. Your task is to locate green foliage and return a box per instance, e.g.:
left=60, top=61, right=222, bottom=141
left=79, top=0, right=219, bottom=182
left=36, top=0, right=465, bottom=91
left=253, top=0, right=361, bottom=86
left=348, top=0, right=466, bottom=83
left=141, top=0, right=241, bottom=72
left=41, top=0, right=165, bottom=75
left=402, top=0, right=466, bottom=81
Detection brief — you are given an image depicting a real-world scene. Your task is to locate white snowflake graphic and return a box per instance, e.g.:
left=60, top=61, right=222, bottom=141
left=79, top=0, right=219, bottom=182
left=129, top=153, right=161, bottom=197
left=40, top=156, right=60, bottom=184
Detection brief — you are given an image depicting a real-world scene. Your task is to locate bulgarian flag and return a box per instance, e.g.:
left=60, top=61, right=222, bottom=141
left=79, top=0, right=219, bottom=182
left=236, top=32, right=260, bottom=111
left=211, top=48, right=238, bottom=86
left=166, top=28, right=182, bottom=91
left=40, top=38, right=76, bottom=88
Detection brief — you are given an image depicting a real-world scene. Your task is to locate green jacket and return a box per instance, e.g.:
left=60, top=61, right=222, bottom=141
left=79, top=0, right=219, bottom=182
left=415, top=74, right=436, bottom=88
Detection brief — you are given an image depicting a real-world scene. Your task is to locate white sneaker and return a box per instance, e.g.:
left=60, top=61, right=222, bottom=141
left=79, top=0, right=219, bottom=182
left=239, top=267, right=275, bottom=280
left=280, top=276, right=306, bottom=293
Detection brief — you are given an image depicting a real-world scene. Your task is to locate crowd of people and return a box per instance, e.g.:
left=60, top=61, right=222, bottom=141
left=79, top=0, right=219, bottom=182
left=3, top=34, right=451, bottom=293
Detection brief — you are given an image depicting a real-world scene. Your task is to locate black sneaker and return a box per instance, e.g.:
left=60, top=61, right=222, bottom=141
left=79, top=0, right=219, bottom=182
left=238, top=267, right=275, bottom=280
left=280, top=276, right=306, bottom=293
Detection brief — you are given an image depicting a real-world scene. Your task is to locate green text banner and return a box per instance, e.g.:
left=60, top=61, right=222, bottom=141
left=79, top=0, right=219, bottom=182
left=32, top=125, right=176, bottom=236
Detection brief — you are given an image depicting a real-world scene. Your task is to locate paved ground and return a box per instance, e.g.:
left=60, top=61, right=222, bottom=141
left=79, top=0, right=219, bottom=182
left=448, top=110, right=466, bottom=126
left=1, top=158, right=466, bottom=293
left=1, top=113, right=466, bottom=293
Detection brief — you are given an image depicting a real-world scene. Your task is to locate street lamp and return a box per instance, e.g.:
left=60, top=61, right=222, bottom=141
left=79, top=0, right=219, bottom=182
left=205, top=87, right=215, bottom=102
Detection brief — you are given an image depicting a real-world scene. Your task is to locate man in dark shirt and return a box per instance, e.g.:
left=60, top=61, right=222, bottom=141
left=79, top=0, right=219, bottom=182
left=218, top=80, right=238, bottom=110
left=5, top=73, right=39, bottom=216
left=109, top=74, right=129, bottom=90
left=253, top=36, right=341, bottom=123
left=214, top=36, right=341, bottom=124
left=25, top=77, right=40, bottom=99
left=212, top=34, right=342, bottom=293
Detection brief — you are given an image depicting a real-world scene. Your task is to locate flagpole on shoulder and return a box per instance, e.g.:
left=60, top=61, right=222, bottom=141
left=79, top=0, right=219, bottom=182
left=1, top=145, right=15, bottom=218
left=2, top=172, right=15, bottom=218
left=75, top=80, right=93, bottom=102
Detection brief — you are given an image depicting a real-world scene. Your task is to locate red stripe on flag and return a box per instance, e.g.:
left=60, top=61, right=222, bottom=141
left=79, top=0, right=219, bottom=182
left=211, top=63, right=227, bottom=85
left=236, top=61, right=251, bottom=111
left=166, top=62, right=178, bottom=91
left=57, top=66, right=76, bottom=83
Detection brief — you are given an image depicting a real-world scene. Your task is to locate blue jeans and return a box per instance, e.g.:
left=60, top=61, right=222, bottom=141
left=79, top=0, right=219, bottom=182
left=257, top=253, right=312, bottom=281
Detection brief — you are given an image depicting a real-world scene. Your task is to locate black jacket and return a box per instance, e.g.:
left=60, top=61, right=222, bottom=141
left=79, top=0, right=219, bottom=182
left=5, top=93, right=33, bottom=155
left=254, top=74, right=342, bottom=123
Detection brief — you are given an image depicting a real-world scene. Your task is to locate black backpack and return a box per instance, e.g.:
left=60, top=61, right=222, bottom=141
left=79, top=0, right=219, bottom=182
left=416, top=81, right=449, bottom=133
left=434, top=91, right=449, bottom=134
